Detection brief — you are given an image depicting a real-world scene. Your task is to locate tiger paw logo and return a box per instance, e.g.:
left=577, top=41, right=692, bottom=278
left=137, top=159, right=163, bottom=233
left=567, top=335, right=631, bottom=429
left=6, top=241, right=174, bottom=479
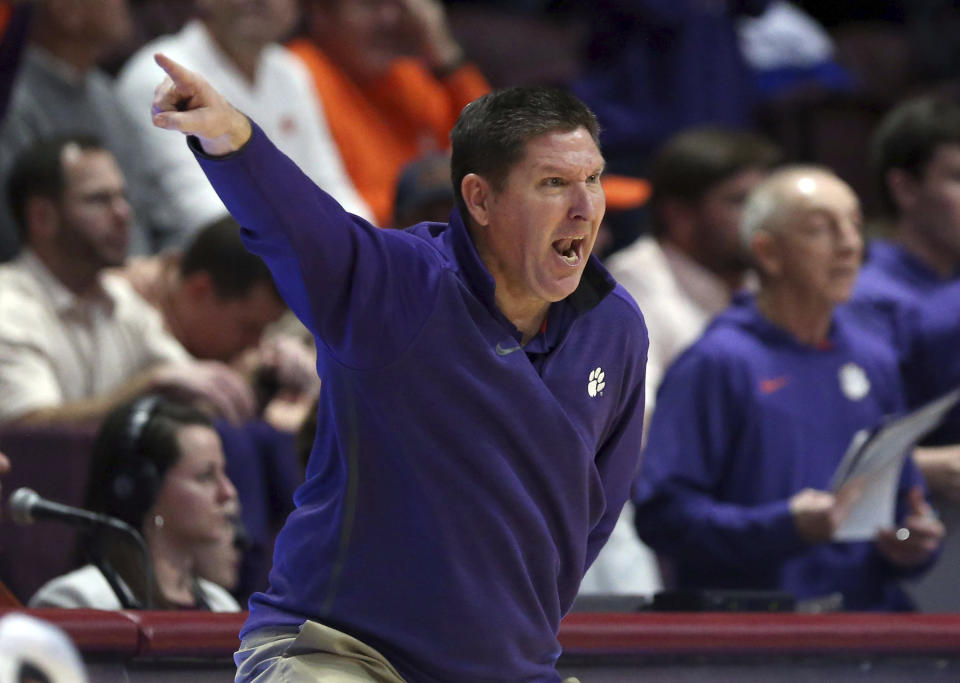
left=587, top=367, right=605, bottom=397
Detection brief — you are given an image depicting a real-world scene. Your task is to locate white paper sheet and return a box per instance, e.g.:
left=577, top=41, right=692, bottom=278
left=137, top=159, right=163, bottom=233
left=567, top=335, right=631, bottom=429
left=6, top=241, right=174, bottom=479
left=831, top=389, right=960, bottom=541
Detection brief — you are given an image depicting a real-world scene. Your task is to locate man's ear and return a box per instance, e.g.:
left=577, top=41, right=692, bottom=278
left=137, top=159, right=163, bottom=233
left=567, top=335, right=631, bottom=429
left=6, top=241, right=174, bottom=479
left=461, top=173, right=493, bottom=228
left=886, top=168, right=918, bottom=215
left=750, top=230, right=781, bottom=278
left=25, top=197, right=59, bottom=245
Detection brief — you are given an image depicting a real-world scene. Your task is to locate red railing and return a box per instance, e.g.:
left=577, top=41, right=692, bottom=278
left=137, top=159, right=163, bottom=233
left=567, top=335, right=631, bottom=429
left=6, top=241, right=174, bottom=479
left=7, top=609, right=960, bottom=660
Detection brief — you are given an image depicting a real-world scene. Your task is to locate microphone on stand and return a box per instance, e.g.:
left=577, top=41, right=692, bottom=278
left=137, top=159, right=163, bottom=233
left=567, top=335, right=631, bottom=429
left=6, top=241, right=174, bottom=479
left=8, top=488, right=156, bottom=609
left=9, top=488, right=135, bottom=534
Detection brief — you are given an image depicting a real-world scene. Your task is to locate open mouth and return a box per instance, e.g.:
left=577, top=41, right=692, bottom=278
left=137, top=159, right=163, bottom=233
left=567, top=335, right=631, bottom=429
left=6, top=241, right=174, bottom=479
left=552, top=237, right=585, bottom=266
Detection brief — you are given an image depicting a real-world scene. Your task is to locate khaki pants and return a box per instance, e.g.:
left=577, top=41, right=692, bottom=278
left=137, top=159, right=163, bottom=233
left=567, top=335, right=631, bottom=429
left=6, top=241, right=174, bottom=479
left=234, top=619, right=583, bottom=682
left=234, top=621, right=407, bottom=682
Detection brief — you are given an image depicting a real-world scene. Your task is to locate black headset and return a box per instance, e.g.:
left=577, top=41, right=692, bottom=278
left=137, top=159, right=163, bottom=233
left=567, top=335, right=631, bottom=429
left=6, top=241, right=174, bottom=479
left=107, top=394, right=164, bottom=527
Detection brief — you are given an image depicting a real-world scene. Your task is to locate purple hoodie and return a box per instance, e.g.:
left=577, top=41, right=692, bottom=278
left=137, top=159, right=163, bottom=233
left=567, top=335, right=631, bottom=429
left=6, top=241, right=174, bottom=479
left=193, top=124, right=648, bottom=682
left=635, top=294, right=930, bottom=610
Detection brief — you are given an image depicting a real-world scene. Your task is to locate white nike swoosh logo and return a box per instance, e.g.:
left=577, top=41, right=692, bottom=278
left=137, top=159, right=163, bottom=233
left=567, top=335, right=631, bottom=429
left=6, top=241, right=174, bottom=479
left=495, top=341, right=523, bottom=356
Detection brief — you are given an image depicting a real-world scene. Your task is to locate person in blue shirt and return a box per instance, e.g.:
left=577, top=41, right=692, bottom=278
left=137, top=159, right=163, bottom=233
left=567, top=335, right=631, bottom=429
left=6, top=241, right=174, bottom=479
left=149, top=54, right=648, bottom=682
left=849, top=95, right=960, bottom=504
left=851, top=95, right=960, bottom=349
left=635, top=166, right=943, bottom=611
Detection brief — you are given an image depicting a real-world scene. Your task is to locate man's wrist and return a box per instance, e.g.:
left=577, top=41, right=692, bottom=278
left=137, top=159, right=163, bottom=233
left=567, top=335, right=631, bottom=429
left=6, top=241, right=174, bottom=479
left=197, top=112, right=253, bottom=157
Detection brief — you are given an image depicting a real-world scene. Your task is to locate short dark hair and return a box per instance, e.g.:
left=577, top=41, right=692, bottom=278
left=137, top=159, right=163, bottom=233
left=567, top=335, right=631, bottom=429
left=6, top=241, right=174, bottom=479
left=870, top=96, right=960, bottom=217
left=6, top=134, right=105, bottom=242
left=450, top=86, right=600, bottom=216
left=648, top=127, right=782, bottom=238
left=180, top=216, right=280, bottom=301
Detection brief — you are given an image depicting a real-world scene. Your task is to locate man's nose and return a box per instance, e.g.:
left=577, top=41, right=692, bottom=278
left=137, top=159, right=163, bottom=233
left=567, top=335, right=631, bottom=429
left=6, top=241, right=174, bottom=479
left=836, top=218, right=863, bottom=255
left=112, top=194, right=131, bottom=223
left=568, top=183, right=603, bottom=223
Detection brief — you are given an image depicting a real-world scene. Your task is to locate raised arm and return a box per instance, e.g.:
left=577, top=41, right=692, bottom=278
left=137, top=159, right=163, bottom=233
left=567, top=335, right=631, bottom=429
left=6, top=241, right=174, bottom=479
left=149, top=54, right=440, bottom=370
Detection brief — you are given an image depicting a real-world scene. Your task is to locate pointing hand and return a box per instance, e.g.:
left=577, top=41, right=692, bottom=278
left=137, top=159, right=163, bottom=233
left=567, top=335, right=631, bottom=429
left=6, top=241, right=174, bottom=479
left=150, top=52, right=252, bottom=156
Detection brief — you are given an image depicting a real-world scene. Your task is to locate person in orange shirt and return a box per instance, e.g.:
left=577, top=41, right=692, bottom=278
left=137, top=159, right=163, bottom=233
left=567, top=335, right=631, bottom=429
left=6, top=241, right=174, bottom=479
left=289, top=0, right=490, bottom=226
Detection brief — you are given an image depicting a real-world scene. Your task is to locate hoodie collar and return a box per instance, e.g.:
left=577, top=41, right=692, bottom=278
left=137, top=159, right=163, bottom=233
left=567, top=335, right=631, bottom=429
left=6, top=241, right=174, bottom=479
left=446, top=208, right=616, bottom=347
left=724, top=292, right=847, bottom=353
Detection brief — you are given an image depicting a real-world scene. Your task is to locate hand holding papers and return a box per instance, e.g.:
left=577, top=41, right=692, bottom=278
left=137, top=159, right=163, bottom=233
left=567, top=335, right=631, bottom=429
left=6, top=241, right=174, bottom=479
left=874, top=486, right=944, bottom=567
left=830, top=389, right=960, bottom=541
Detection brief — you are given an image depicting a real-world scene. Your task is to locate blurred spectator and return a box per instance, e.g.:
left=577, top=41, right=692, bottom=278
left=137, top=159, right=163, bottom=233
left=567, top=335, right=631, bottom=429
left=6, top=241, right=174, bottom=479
left=29, top=396, right=241, bottom=610
left=568, top=0, right=771, bottom=178
left=0, top=613, right=89, bottom=683
left=845, top=96, right=960, bottom=512
left=120, top=216, right=287, bottom=364
left=851, top=96, right=960, bottom=353
left=0, top=135, right=255, bottom=425
left=391, top=151, right=455, bottom=228
left=289, top=0, right=490, bottom=226
left=0, top=0, right=161, bottom=260
left=118, top=217, right=320, bottom=431
left=116, top=0, right=371, bottom=250
left=583, top=127, right=780, bottom=597
left=607, top=127, right=781, bottom=416
left=634, top=166, right=943, bottom=610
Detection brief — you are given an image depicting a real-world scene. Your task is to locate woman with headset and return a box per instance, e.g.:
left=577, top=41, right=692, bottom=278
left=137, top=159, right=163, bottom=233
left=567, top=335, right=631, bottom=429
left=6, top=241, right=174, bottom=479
left=29, top=395, right=241, bottom=611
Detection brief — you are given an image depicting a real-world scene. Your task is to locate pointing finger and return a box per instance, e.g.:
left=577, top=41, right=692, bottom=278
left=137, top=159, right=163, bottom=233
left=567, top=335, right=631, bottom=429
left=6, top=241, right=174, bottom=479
left=154, top=52, right=196, bottom=87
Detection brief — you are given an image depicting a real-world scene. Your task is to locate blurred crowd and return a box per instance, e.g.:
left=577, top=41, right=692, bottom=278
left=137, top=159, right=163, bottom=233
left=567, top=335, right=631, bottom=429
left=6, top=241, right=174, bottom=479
left=0, top=0, right=960, bottom=624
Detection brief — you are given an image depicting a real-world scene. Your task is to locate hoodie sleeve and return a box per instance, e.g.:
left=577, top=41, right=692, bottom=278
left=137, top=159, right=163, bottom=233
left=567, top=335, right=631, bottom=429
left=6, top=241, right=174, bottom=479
left=633, top=346, right=807, bottom=573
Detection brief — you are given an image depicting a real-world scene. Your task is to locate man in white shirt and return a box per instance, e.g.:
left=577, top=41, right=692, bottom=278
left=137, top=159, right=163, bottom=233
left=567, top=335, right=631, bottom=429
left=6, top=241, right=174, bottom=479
left=116, top=0, right=372, bottom=249
left=581, top=127, right=780, bottom=596
left=0, top=135, right=255, bottom=424
left=0, top=0, right=161, bottom=259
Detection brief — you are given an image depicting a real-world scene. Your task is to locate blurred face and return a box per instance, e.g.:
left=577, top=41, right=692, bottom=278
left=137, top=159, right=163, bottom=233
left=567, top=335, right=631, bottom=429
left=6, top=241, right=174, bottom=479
left=307, top=0, right=415, bottom=81
left=904, top=143, right=960, bottom=262
left=56, top=148, right=130, bottom=269
left=188, top=282, right=285, bottom=361
left=473, top=127, right=605, bottom=310
left=690, top=167, right=768, bottom=274
left=199, top=0, right=298, bottom=46
left=757, top=172, right=863, bottom=306
left=150, top=425, right=237, bottom=548
left=55, top=0, right=133, bottom=52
